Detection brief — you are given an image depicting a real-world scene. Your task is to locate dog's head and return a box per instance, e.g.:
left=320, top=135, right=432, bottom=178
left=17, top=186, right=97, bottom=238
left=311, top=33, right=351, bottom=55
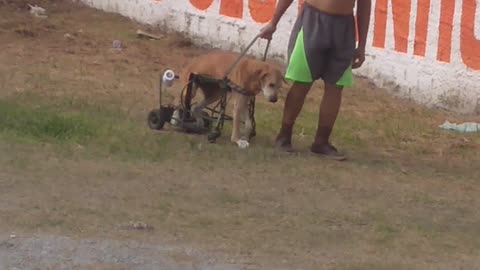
left=255, top=64, right=285, bottom=103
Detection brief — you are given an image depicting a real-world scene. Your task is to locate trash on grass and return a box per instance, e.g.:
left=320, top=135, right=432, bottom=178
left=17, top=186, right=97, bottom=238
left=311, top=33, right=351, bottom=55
left=64, top=33, right=74, bottom=40
left=112, top=39, right=122, bottom=50
left=28, top=4, right=47, bottom=18
left=130, top=221, right=154, bottom=231
left=136, top=29, right=164, bottom=40
left=439, top=121, right=480, bottom=133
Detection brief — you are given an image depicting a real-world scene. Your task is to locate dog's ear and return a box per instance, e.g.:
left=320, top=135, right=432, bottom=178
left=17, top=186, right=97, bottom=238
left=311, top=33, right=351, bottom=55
left=255, top=65, right=270, bottom=80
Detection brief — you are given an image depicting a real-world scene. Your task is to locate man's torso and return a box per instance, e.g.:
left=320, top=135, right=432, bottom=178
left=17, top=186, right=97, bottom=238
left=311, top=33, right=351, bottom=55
left=305, top=0, right=356, bottom=15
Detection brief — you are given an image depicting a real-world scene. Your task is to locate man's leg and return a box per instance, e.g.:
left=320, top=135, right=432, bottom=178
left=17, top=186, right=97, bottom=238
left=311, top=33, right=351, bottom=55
left=310, top=55, right=353, bottom=160
left=275, top=81, right=312, bottom=151
left=310, top=13, right=356, bottom=160
left=310, top=82, right=346, bottom=160
left=278, top=3, right=338, bottom=152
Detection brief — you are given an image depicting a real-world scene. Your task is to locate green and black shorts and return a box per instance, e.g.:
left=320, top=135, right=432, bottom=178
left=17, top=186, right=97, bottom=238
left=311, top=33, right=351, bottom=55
left=285, top=3, right=356, bottom=87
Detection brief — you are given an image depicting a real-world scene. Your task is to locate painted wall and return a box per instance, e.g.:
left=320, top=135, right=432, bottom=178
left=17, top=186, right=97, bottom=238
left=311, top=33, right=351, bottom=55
left=79, top=0, right=480, bottom=114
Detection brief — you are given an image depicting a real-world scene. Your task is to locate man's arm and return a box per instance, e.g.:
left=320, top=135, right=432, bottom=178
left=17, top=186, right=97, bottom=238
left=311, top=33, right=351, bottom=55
left=356, top=0, right=372, bottom=51
left=259, top=0, right=294, bottom=40
left=352, top=0, right=372, bottom=68
left=270, top=0, right=295, bottom=26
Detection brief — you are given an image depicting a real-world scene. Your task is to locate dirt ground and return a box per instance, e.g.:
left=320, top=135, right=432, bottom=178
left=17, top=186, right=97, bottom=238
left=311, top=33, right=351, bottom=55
left=1, top=1, right=480, bottom=270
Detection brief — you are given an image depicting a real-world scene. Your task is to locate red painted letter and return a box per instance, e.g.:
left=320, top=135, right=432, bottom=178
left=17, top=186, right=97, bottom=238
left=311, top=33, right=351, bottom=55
left=249, top=0, right=276, bottom=23
left=220, top=0, right=243, bottom=19
left=189, top=0, right=213, bottom=10
left=414, top=0, right=430, bottom=56
left=461, top=0, right=480, bottom=70
left=373, top=0, right=388, bottom=48
left=373, top=0, right=411, bottom=53
left=391, top=0, right=411, bottom=53
left=437, top=0, right=455, bottom=62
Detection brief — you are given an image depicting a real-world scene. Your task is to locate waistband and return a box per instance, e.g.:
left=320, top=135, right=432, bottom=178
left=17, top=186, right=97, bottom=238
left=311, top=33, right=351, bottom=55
left=303, top=2, right=354, bottom=17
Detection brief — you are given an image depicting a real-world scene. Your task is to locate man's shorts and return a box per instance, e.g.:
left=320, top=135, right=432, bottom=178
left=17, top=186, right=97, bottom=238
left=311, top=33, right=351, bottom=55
left=285, top=3, right=356, bottom=87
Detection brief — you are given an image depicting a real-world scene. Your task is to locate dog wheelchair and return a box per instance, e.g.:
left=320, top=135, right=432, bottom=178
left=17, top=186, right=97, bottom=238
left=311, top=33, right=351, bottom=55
left=147, top=35, right=270, bottom=143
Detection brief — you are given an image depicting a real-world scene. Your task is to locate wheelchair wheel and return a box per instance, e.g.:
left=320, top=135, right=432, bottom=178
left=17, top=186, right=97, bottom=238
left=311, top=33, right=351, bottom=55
left=148, top=107, right=173, bottom=130
left=148, top=110, right=165, bottom=130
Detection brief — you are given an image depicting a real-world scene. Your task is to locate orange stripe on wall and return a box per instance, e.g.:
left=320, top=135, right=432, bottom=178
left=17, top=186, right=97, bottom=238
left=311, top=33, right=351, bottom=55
left=249, top=0, right=276, bottom=23
left=373, top=0, right=411, bottom=52
left=189, top=0, right=213, bottom=10
left=437, top=0, right=455, bottom=62
left=391, top=0, right=411, bottom=53
left=220, top=0, right=243, bottom=18
left=373, top=0, right=387, bottom=48
left=414, top=0, right=430, bottom=56
left=460, top=0, right=480, bottom=70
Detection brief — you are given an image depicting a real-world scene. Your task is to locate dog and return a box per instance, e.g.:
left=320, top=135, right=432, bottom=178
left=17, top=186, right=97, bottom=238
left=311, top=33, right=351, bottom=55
left=172, top=51, right=285, bottom=149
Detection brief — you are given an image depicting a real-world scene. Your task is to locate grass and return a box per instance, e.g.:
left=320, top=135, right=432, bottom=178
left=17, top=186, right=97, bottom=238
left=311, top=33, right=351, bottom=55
left=0, top=96, right=177, bottom=162
left=0, top=99, right=96, bottom=143
left=1, top=92, right=468, bottom=178
left=0, top=93, right=303, bottom=165
left=3, top=90, right=477, bottom=269
left=2, top=83, right=480, bottom=270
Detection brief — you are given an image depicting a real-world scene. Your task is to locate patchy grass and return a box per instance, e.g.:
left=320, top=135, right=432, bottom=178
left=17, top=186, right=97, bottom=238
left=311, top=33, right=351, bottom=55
left=0, top=95, right=179, bottom=161
left=0, top=99, right=96, bottom=143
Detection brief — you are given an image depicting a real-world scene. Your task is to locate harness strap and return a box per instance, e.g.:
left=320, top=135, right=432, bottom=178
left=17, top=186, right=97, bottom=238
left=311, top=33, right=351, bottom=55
left=225, top=79, right=256, bottom=96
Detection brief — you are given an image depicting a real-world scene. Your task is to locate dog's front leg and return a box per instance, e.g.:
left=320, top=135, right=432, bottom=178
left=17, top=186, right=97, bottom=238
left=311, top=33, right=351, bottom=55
left=231, top=94, right=249, bottom=149
left=244, top=97, right=255, bottom=139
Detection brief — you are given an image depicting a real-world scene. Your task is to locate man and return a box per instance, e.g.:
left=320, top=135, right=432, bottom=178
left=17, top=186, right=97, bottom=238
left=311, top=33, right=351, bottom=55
left=260, top=0, right=371, bottom=161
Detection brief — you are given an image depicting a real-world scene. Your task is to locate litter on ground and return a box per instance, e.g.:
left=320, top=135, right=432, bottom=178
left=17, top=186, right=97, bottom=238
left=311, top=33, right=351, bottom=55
left=439, top=121, right=480, bottom=133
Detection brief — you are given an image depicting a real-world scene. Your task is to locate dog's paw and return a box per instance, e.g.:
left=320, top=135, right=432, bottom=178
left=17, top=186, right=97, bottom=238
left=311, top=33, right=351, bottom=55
left=236, top=139, right=250, bottom=149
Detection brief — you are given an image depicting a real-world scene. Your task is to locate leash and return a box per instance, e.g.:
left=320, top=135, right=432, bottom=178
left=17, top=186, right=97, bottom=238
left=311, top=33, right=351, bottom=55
left=223, top=34, right=271, bottom=79
left=262, top=39, right=271, bottom=62
left=221, top=36, right=271, bottom=97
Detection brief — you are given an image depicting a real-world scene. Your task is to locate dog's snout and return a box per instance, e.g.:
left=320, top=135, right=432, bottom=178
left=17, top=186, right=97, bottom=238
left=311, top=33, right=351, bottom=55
left=269, top=96, right=278, bottom=103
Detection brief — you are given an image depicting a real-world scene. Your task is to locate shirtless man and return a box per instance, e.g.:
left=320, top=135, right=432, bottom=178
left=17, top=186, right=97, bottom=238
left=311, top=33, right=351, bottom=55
left=260, top=0, right=371, bottom=161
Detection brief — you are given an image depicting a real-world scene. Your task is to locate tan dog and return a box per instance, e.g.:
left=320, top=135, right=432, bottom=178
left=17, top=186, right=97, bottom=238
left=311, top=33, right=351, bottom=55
left=173, top=51, right=285, bottom=148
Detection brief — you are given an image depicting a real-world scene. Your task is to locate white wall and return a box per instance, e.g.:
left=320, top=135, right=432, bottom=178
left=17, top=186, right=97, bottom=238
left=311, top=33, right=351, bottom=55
left=79, top=0, right=480, bottom=114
